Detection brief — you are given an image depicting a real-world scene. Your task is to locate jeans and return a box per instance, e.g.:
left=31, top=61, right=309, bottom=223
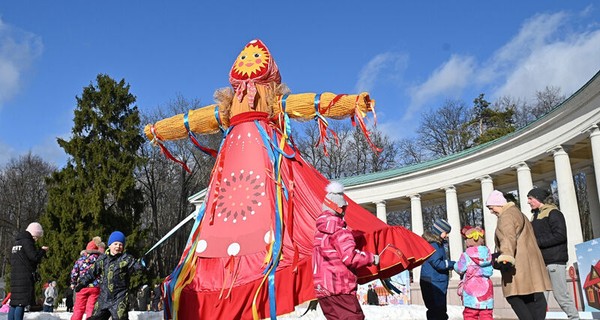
left=8, top=306, right=25, bottom=320
left=546, top=264, right=580, bottom=319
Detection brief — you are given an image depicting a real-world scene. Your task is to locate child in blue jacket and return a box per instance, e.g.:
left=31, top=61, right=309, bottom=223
left=420, top=218, right=455, bottom=320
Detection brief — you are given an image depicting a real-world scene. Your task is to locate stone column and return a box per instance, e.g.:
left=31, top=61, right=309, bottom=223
left=374, top=200, right=387, bottom=223
left=443, top=186, right=462, bottom=265
left=410, top=194, right=424, bottom=236
left=512, top=162, right=535, bottom=219
left=588, top=125, right=600, bottom=238
left=478, top=175, right=497, bottom=249
left=585, top=169, right=600, bottom=238
left=409, top=194, right=424, bottom=282
left=549, top=145, right=584, bottom=266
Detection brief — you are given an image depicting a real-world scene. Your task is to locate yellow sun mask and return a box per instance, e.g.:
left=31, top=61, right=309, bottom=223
left=229, top=39, right=281, bottom=109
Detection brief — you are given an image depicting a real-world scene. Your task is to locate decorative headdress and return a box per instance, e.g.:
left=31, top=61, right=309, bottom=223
left=229, top=39, right=281, bottom=109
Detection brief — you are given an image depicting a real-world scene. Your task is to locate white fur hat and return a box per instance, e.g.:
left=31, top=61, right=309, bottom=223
left=322, top=181, right=348, bottom=212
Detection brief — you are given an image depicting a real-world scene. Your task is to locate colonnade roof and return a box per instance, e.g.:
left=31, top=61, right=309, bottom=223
left=340, top=69, right=600, bottom=189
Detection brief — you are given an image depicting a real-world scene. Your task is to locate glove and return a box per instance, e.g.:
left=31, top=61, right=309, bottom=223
left=497, top=261, right=515, bottom=273
left=448, top=260, right=456, bottom=269
left=373, top=255, right=380, bottom=266
left=139, top=258, right=147, bottom=268
left=74, top=283, right=85, bottom=293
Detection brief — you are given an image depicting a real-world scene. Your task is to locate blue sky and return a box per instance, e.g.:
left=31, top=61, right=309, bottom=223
left=1, top=2, right=600, bottom=167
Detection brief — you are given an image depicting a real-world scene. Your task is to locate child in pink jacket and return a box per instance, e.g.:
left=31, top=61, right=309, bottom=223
left=312, top=181, right=379, bottom=320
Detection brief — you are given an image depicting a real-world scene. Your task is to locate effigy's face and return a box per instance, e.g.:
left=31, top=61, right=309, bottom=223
left=230, top=39, right=270, bottom=80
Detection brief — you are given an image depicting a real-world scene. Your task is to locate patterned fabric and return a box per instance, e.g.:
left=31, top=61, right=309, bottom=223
left=454, top=246, right=494, bottom=309
left=312, top=210, right=374, bottom=298
left=70, top=252, right=102, bottom=288
left=78, top=252, right=144, bottom=320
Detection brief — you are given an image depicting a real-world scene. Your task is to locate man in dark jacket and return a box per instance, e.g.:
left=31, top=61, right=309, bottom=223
left=8, top=222, right=48, bottom=320
left=528, top=188, right=579, bottom=320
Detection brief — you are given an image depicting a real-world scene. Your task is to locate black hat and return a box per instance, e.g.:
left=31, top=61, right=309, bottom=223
left=527, top=188, right=550, bottom=203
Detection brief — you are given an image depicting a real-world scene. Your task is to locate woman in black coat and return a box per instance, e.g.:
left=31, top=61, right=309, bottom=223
left=8, top=222, right=48, bottom=320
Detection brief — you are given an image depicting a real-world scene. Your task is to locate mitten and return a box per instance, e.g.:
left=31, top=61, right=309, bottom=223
left=497, top=261, right=515, bottom=273
left=74, top=283, right=85, bottom=292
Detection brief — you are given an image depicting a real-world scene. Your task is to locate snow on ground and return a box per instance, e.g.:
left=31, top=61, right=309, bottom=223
left=0, top=304, right=466, bottom=319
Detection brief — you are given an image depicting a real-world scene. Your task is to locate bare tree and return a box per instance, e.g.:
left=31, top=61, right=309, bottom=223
left=495, top=96, right=531, bottom=129
left=387, top=209, right=411, bottom=229
left=397, top=137, right=427, bottom=166
left=533, top=86, right=565, bottom=118
left=417, top=99, right=474, bottom=157
left=294, top=120, right=398, bottom=179
left=294, top=121, right=327, bottom=173
left=0, top=153, right=56, bottom=278
left=137, top=95, right=219, bottom=278
left=348, top=125, right=399, bottom=175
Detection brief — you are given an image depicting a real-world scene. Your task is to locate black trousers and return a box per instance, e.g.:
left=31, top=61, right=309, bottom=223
left=506, top=292, right=547, bottom=320
left=420, top=280, right=448, bottom=320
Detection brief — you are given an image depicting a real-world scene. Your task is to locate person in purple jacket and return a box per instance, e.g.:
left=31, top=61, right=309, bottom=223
left=312, top=181, right=379, bottom=320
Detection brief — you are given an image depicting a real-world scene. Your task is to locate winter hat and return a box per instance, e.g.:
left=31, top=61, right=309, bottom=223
left=108, top=231, right=126, bottom=246
left=26, top=222, right=44, bottom=238
left=322, top=181, right=348, bottom=213
left=463, top=226, right=484, bottom=241
left=432, top=218, right=452, bottom=235
left=464, top=226, right=485, bottom=247
left=486, top=190, right=507, bottom=207
left=86, top=236, right=102, bottom=251
left=527, top=188, right=550, bottom=203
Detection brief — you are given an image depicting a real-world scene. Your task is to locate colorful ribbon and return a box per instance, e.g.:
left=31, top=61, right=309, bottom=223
left=150, top=125, right=191, bottom=173
left=184, top=112, right=218, bottom=158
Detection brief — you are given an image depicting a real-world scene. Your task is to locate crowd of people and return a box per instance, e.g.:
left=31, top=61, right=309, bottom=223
left=3, top=182, right=581, bottom=320
left=4, top=226, right=157, bottom=320
left=417, top=187, right=579, bottom=320
left=311, top=182, right=580, bottom=320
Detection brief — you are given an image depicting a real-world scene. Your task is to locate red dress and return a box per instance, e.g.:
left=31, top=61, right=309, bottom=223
left=165, top=112, right=434, bottom=320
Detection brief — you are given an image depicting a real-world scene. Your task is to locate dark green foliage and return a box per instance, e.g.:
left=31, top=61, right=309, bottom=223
left=40, top=74, right=146, bottom=289
left=467, top=94, right=515, bottom=145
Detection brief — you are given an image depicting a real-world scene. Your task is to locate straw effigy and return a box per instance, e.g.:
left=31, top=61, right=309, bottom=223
left=144, top=92, right=374, bottom=142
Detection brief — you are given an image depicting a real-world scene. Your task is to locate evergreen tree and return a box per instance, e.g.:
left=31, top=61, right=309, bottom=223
left=468, top=94, right=516, bottom=145
left=40, top=74, right=146, bottom=288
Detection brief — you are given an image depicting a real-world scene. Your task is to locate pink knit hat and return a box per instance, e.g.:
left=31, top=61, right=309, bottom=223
left=26, top=222, right=44, bottom=238
left=486, top=190, right=507, bottom=207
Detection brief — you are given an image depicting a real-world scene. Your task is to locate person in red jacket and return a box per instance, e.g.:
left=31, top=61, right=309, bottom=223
left=312, top=181, right=379, bottom=320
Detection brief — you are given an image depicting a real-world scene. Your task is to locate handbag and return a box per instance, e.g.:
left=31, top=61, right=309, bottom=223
left=45, top=296, right=54, bottom=304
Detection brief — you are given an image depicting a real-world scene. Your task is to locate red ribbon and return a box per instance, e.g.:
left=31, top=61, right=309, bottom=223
left=150, top=125, right=191, bottom=173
